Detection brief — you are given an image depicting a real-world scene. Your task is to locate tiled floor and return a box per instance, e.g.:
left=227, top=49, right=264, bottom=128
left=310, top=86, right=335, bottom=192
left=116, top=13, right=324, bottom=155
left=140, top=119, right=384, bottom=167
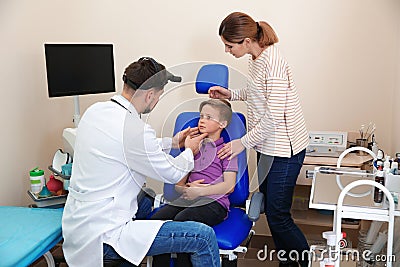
left=32, top=235, right=360, bottom=267
left=31, top=236, right=280, bottom=267
left=32, top=254, right=279, bottom=267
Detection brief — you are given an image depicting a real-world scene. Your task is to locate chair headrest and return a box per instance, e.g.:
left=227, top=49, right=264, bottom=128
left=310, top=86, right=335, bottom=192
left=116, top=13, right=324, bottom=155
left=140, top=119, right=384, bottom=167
left=195, top=64, right=228, bottom=94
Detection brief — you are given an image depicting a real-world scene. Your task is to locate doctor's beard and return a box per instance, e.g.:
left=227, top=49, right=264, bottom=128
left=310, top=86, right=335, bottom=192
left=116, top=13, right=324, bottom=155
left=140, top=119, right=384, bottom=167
left=142, top=98, right=160, bottom=114
left=142, top=104, right=152, bottom=114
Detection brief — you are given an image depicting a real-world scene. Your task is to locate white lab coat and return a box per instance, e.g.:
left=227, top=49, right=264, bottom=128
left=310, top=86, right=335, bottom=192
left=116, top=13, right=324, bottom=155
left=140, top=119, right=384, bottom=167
left=62, top=95, right=194, bottom=267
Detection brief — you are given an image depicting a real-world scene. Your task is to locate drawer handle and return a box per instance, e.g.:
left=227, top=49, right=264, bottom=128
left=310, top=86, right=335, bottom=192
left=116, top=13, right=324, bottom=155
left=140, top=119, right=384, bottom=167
left=305, top=170, right=314, bottom=178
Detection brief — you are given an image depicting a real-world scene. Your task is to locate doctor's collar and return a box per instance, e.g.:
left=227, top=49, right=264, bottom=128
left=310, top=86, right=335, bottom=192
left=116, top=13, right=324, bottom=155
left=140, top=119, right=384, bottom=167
left=110, top=95, right=136, bottom=115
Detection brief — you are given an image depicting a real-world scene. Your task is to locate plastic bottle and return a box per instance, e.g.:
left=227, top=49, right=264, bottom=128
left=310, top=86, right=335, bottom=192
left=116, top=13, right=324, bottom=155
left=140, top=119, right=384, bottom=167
left=371, top=142, right=379, bottom=156
left=374, top=150, right=384, bottom=170
left=374, top=167, right=385, bottom=204
left=30, top=167, right=44, bottom=194
left=383, top=156, right=391, bottom=174
left=391, top=161, right=399, bottom=175
left=371, top=135, right=379, bottom=155
left=394, top=153, right=400, bottom=171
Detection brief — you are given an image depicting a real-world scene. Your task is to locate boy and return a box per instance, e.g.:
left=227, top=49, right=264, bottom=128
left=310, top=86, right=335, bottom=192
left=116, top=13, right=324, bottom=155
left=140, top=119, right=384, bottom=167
left=151, top=99, right=238, bottom=266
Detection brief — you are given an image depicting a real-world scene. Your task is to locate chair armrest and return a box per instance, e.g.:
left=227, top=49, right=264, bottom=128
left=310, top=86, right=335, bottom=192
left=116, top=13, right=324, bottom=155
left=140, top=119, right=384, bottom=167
left=154, top=194, right=164, bottom=208
left=247, top=192, right=264, bottom=222
left=142, top=187, right=156, bottom=198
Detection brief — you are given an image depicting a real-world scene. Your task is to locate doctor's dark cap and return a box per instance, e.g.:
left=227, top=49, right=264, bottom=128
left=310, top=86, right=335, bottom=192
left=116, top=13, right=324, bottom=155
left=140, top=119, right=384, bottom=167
left=122, top=57, right=182, bottom=90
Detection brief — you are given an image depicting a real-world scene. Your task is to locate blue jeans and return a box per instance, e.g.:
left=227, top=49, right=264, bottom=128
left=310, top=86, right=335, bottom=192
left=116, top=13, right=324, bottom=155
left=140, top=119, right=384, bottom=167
left=135, top=194, right=153, bottom=220
left=257, top=149, right=309, bottom=267
left=147, top=221, right=220, bottom=267
left=103, top=197, right=220, bottom=267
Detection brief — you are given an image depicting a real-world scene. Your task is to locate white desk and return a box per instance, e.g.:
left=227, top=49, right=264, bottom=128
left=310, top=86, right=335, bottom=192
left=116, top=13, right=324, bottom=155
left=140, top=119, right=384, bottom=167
left=309, top=171, right=400, bottom=215
left=304, top=153, right=372, bottom=167
left=297, top=153, right=372, bottom=186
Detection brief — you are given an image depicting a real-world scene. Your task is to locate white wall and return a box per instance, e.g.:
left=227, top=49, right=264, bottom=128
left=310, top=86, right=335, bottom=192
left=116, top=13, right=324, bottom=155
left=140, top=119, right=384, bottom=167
left=0, top=0, right=399, bottom=206
left=393, top=14, right=400, bottom=155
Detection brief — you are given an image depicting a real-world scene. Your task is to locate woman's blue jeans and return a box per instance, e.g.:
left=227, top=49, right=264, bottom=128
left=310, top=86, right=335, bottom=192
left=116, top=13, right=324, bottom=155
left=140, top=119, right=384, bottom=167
left=257, top=149, right=309, bottom=267
left=103, top=196, right=220, bottom=267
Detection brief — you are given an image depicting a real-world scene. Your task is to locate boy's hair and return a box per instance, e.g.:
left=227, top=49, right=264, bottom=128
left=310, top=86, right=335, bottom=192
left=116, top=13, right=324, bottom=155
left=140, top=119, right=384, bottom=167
left=199, top=99, right=233, bottom=124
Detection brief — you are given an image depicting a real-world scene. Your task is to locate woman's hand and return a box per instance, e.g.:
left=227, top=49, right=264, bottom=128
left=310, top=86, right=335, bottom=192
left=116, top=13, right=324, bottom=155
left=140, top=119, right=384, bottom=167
left=217, top=139, right=245, bottom=160
left=172, top=127, right=199, bottom=149
left=208, top=86, right=231, bottom=99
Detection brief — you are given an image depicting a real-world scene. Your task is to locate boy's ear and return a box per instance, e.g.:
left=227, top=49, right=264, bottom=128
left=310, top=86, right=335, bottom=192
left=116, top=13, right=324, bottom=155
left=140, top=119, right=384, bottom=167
left=219, top=120, right=228, bottom=129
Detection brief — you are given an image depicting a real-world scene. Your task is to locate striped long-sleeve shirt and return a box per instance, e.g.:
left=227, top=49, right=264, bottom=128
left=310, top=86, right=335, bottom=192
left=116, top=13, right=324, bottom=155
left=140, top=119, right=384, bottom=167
left=230, top=45, right=309, bottom=157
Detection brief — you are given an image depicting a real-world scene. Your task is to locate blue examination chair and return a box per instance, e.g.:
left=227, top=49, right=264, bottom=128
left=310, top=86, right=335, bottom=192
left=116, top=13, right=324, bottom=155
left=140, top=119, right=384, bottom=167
left=160, top=64, right=264, bottom=266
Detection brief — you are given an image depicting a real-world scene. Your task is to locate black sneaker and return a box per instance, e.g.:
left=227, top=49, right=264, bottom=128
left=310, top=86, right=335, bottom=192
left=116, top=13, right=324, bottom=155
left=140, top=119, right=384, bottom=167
left=279, top=260, right=299, bottom=267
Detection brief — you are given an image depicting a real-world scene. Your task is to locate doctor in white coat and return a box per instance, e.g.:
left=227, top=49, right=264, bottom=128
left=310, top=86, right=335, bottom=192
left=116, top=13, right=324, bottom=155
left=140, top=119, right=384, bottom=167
left=62, top=57, right=221, bottom=267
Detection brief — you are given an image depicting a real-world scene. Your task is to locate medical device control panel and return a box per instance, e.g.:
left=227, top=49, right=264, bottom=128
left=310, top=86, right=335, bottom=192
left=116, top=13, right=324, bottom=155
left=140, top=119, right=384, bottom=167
left=306, top=131, right=348, bottom=157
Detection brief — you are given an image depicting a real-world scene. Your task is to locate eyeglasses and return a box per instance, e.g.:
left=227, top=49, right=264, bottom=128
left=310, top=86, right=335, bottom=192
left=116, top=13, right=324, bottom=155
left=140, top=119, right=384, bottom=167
left=199, top=114, right=221, bottom=124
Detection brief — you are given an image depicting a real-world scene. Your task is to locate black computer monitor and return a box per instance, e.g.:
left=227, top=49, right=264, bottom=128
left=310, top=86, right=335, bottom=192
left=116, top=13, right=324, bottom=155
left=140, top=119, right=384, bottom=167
left=44, top=43, right=115, bottom=97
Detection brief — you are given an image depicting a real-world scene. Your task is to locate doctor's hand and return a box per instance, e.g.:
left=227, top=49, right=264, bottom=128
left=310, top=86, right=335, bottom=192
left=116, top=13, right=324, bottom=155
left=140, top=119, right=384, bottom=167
left=172, top=127, right=199, bottom=149
left=217, top=139, right=244, bottom=160
left=208, top=86, right=231, bottom=100
left=185, top=133, right=208, bottom=155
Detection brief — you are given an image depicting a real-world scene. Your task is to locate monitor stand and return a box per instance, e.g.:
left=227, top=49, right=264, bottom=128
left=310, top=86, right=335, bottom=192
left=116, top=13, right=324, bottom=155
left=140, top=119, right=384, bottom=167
left=61, top=95, right=80, bottom=159
left=73, top=95, right=81, bottom=128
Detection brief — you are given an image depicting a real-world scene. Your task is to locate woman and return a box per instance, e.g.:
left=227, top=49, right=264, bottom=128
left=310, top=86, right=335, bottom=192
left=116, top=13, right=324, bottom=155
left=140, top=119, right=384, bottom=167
left=209, top=12, right=309, bottom=267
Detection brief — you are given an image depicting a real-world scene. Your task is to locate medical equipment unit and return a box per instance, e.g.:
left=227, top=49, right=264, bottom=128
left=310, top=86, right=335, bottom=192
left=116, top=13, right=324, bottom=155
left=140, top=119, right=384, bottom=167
left=308, top=147, right=400, bottom=267
left=306, top=131, right=348, bottom=157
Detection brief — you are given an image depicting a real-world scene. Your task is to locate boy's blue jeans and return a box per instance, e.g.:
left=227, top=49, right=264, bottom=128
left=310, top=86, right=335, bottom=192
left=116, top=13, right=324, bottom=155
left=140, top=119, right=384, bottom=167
left=103, top=196, right=220, bottom=267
